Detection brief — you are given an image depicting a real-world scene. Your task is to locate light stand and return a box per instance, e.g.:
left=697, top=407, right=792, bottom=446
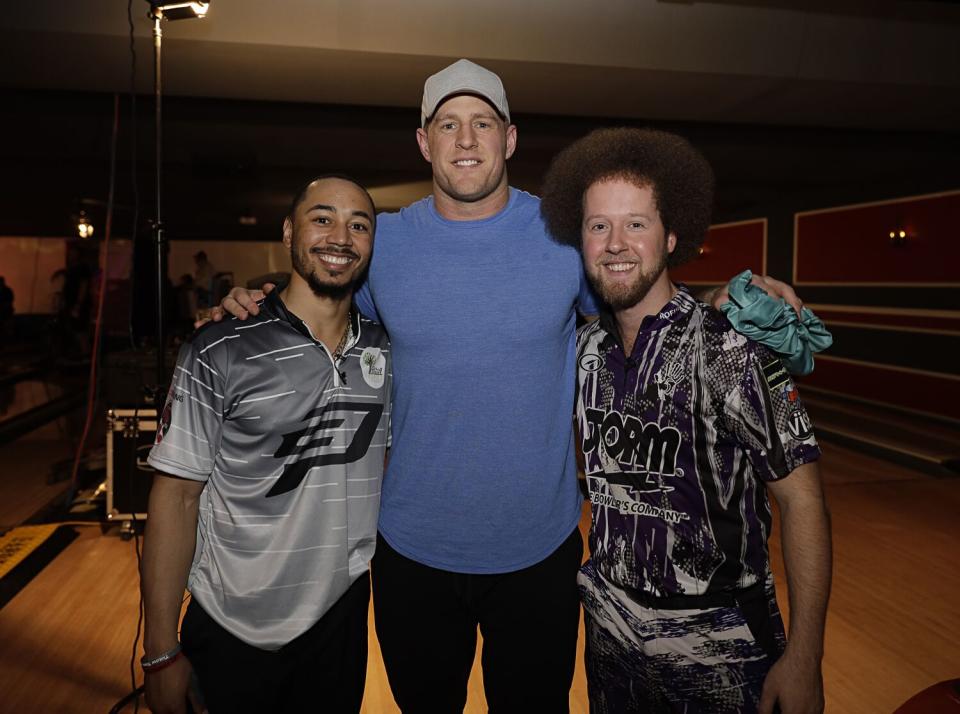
left=145, top=0, right=210, bottom=390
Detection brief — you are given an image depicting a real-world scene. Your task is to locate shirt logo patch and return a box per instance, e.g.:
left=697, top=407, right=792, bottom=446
left=267, top=401, right=383, bottom=497
left=360, top=347, right=385, bottom=389
left=762, top=358, right=791, bottom=390
left=579, top=353, right=603, bottom=373
left=723, top=331, right=747, bottom=351
left=582, top=407, right=684, bottom=493
left=787, top=408, right=813, bottom=441
left=654, top=360, right=684, bottom=401
left=155, top=390, right=179, bottom=445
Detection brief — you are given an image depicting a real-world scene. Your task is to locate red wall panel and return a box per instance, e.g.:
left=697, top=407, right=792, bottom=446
left=799, top=356, right=959, bottom=421
left=672, top=219, right=766, bottom=285
left=812, top=306, right=960, bottom=334
left=794, top=191, right=960, bottom=285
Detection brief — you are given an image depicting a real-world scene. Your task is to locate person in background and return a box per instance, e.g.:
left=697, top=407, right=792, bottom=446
left=174, top=274, right=197, bottom=337
left=0, top=276, right=14, bottom=339
left=58, top=245, right=93, bottom=359
left=192, top=250, right=216, bottom=309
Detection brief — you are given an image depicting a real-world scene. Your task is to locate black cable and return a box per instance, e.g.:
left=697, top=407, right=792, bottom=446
left=114, top=4, right=147, bottom=712
left=108, top=685, right=145, bottom=714
left=127, top=0, right=141, bottom=353
left=64, top=89, right=120, bottom=508
left=130, top=499, right=145, bottom=714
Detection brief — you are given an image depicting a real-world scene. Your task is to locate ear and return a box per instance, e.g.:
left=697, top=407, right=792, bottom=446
left=282, top=217, right=293, bottom=249
left=667, top=232, right=678, bottom=255
left=416, top=127, right=432, bottom=163
left=504, top=124, right=518, bottom=161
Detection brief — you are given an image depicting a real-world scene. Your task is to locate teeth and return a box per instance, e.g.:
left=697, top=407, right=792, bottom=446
left=454, top=160, right=479, bottom=166
left=320, top=254, right=352, bottom=265
left=605, top=263, right=635, bottom=272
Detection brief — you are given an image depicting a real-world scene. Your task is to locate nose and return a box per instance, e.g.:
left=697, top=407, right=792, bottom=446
left=456, top=124, right=478, bottom=150
left=327, top=221, right=352, bottom=246
left=605, top=225, right=626, bottom=254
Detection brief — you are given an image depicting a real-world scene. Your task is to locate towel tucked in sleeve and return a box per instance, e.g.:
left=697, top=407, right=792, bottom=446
left=719, top=270, right=833, bottom=376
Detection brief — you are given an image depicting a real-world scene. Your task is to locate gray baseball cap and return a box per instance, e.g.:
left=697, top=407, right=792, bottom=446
left=420, top=59, right=510, bottom=127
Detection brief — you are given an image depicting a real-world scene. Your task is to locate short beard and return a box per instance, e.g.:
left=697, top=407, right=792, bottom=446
left=590, top=252, right=668, bottom=311
left=304, top=272, right=354, bottom=300
left=291, top=245, right=364, bottom=301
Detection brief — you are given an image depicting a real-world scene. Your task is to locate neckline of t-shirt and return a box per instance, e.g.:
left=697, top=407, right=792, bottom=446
left=426, top=187, right=522, bottom=229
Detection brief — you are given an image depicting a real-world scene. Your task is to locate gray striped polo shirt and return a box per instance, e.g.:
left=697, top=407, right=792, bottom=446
left=148, top=290, right=391, bottom=649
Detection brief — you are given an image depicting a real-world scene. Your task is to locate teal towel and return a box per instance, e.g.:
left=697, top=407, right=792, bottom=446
left=719, top=270, right=833, bottom=376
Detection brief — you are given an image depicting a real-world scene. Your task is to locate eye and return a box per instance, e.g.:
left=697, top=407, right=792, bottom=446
left=313, top=216, right=331, bottom=225
left=475, top=121, right=490, bottom=129
left=628, top=221, right=646, bottom=230
left=350, top=222, right=370, bottom=232
left=441, top=121, right=457, bottom=131
left=588, top=222, right=608, bottom=232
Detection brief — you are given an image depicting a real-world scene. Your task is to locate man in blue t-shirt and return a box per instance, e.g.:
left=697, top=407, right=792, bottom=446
left=216, top=59, right=804, bottom=712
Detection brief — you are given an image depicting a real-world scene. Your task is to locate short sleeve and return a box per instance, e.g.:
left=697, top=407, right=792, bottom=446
left=723, top=344, right=821, bottom=482
left=354, top=276, right=380, bottom=322
left=577, top=266, right=599, bottom=317
left=385, top=350, right=393, bottom=449
left=147, top=341, right=225, bottom=481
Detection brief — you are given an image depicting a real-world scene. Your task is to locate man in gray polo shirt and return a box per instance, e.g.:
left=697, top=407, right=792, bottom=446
left=141, top=175, right=391, bottom=714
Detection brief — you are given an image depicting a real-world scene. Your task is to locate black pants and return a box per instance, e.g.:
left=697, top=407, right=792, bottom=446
left=180, top=573, right=370, bottom=714
left=372, top=528, right=583, bottom=714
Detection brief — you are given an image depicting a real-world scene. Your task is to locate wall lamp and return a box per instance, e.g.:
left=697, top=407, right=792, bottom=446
left=76, top=211, right=94, bottom=239
left=889, top=228, right=909, bottom=246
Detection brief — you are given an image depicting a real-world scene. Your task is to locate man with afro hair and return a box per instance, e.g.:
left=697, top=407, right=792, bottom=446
left=541, top=128, right=831, bottom=714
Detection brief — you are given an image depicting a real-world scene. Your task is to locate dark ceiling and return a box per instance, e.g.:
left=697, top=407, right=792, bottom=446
left=2, top=88, right=957, bottom=244
left=1, top=0, right=958, bottom=243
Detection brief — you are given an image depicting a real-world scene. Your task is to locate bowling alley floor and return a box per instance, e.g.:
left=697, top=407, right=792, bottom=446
left=0, top=426, right=957, bottom=712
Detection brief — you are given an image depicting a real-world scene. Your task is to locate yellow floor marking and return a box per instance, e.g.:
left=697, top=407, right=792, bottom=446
left=0, top=524, right=60, bottom=579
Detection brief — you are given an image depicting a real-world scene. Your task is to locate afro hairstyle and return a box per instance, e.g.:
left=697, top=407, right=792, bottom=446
left=540, top=127, right=714, bottom=267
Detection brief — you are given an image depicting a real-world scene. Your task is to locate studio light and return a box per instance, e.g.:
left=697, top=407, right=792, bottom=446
left=147, top=1, right=210, bottom=21
left=143, top=0, right=211, bottom=387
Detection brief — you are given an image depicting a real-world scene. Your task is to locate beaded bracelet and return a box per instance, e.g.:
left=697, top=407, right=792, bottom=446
left=141, top=643, right=183, bottom=673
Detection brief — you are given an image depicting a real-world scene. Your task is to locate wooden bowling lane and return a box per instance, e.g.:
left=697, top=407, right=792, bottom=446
left=0, top=440, right=956, bottom=712
left=769, top=442, right=960, bottom=714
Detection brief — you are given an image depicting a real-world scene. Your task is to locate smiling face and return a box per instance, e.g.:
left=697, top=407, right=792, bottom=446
left=283, top=178, right=375, bottom=300
left=416, top=94, right=517, bottom=215
left=581, top=178, right=676, bottom=310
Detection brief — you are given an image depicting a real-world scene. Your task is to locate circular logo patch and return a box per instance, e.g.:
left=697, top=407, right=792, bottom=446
left=787, top=408, right=813, bottom=441
left=579, top=353, right=603, bottom=372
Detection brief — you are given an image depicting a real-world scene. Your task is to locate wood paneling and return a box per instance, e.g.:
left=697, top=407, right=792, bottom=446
left=672, top=218, right=766, bottom=285
left=794, top=191, right=960, bottom=286
left=811, top=305, right=960, bottom=336
left=800, top=355, right=960, bottom=422
left=0, top=442, right=957, bottom=713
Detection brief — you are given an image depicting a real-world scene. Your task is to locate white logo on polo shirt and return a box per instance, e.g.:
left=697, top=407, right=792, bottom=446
left=360, top=347, right=386, bottom=389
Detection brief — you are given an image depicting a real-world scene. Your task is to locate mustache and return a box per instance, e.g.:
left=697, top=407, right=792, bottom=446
left=308, top=245, right=360, bottom=259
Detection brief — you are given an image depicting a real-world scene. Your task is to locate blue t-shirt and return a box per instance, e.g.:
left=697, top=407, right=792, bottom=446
left=355, top=188, right=597, bottom=573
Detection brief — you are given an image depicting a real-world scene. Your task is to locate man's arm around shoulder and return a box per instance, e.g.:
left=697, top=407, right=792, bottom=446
left=760, top=462, right=832, bottom=714
left=141, top=473, right=207, bottom=714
